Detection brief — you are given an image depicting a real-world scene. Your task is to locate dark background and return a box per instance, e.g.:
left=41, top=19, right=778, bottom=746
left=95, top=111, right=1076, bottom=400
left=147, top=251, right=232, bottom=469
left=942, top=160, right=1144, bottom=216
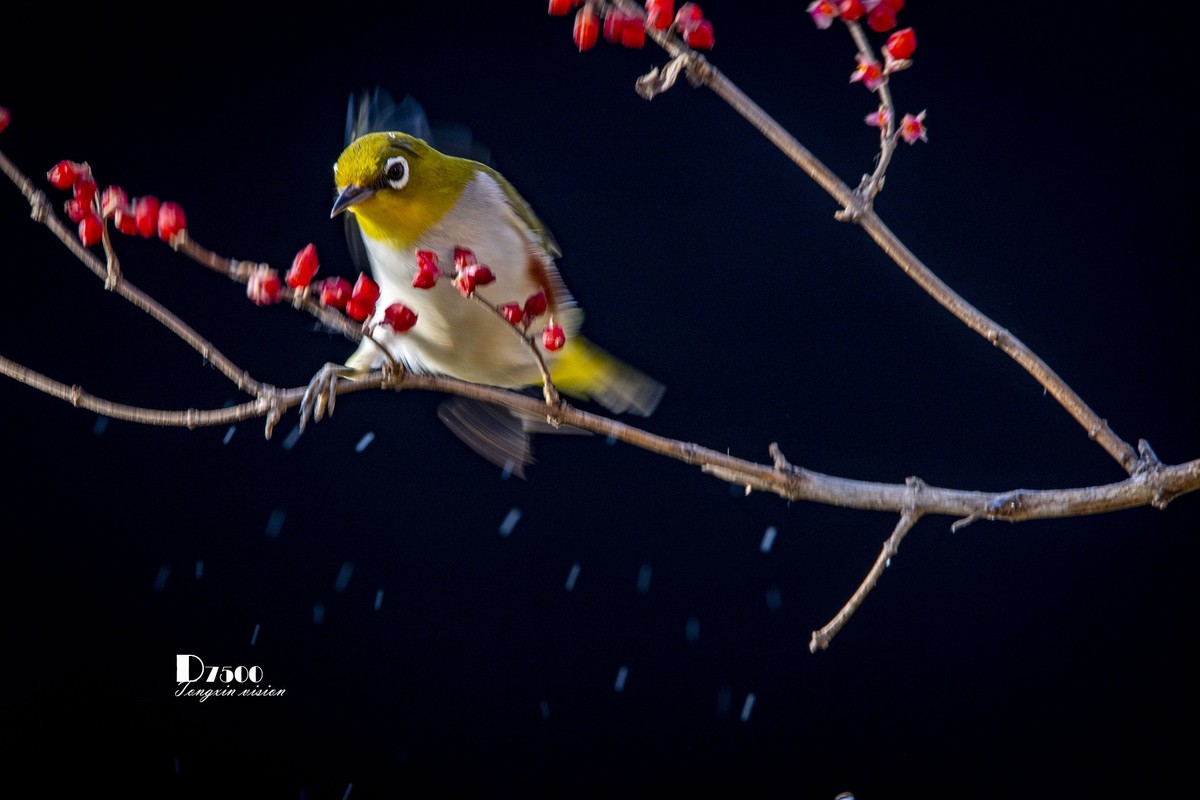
left=2, top=3, right=1196, bottom=797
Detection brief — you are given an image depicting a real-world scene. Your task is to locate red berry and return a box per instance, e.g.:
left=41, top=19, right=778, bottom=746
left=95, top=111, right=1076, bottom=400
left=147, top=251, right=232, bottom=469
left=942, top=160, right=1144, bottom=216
left=470, top=265, right=495, bottom=285
left=100, top=185, right=128, bottom=216
left=416, top=249, right=439, bottom=271
left=880, top=0, right=904, bottom=10
left=47, top=160, right=82, bottom=190
left=603, top=9, right=623, bottom=42
left=621, top=20, right=646, bottom=48
left=453, top=265, right=494, bottom=297
left=412, top=265, right=439, bottom=289
left=352, top=272, right=380, bottom=304
left=63, top=198, right=88, bottom=223
left=73, top=178, right=98, bottom=208
left=344, top=297, right=374, bottom=322
left=247, top=266, right=283, bottom=306
left=318, top=276, right=352, bottom=309
left=285, top=242, right=320, bottom=288
left=157, top=201, right=187, bottom=241
left=453, top=246, right=477, bottom=269
left=453, top=272, right=474, bottom=296
left=548, top=0, right=575, bottom=15
left=382, top=302, right=418, bottom=332
left=867, top=4, right=896, bottom=32
left=523, top=290, right=548, bottom=319
left=134, top=196, right=160, bottom=238
left=574, top=6, right=600, bottom=51
left=0, top=106, right=9, bottom=133
left=646, top=0, right=674, bottom=30
left=542, top=322, right=566, bottom=351
left=674, top=2, right=703, bottom=33
left=686, top=18, right=714, bottom=49
left=78, top=213, right=103, bottom=247
left=113, top=206, right=139, bottom=236
left=838, top=0, right=865, bottom=21
left=499, top=303, right=525, bottom=325
left=884, top=27, right=916, bottom=60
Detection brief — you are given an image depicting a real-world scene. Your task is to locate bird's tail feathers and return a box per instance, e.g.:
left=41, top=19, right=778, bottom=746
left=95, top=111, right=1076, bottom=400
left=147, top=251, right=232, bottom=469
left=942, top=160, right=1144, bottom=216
left=436, top=338, right=663, bottom=477
left=550, top=336, right=665, bottom=418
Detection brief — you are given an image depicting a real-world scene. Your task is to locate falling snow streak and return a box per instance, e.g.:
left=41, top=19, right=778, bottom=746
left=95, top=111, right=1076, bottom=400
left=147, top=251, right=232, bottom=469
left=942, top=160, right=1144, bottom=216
left=760, top=525, right=777, bottom=553
left=313, top=603, right=325, bottom=625
left=740, top=693, right=757, bottom=722
left=222, top=426, right=236, bottom=445
left=92, top=415, right=108, bottom=437
left=614, top=666, right=629, bottom=692
left=194, top=560, right=203, bottom=580
left=281, top=424, right=302, bottom=451
left=765, top=585, right=782, bottom=611
left=636, top=564, right=652, bottom=594
left=152, top=564, right=170, bottom=592
left=564, top=563, right=581, bottom=591
left=342, top=784, right=353, bottom=800
left=354, top=432, right=375, bottom=452
left=265, top=508, right=285, bottom=540
left=334, top=562, right=354, bottom=592
left=498, top=507, right=521, bottom=537
left=685, top=617, right=700, bottom=642
left=374, top=588, right=384, bottom=611
left=539, top=700, right=550, bottom=719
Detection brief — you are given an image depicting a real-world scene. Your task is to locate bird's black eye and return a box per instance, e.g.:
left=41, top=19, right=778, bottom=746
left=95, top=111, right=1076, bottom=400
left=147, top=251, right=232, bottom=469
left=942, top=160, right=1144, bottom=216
left=384, top=156, right=409, bottom=190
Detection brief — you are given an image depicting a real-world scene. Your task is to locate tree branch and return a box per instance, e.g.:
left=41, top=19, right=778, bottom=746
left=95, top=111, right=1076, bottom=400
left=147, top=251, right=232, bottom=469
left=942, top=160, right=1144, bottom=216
left=619, top=0, right=1142, bottom=473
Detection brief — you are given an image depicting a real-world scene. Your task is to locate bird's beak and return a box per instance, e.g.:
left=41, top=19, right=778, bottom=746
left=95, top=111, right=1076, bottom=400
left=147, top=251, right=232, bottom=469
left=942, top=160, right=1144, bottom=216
left=330, top=184, right=375, bottom=218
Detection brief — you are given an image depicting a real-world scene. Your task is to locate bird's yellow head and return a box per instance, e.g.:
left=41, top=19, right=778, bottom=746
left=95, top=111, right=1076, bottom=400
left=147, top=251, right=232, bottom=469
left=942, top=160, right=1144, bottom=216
left=331, top=131, right=475, bottom=250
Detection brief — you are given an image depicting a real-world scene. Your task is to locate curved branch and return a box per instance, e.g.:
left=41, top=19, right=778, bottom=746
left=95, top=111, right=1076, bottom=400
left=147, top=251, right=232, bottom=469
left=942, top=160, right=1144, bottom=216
left=6, top=349, right=1195, bottom=523
left=615, top=7, right=1142, bottom=474
left=0, top=149, right=267, bottom=397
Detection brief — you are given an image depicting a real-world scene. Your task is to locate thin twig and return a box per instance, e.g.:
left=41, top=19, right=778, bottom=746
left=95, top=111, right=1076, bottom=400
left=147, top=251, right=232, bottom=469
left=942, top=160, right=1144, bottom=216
left=810, top=507, right=923, bottom=652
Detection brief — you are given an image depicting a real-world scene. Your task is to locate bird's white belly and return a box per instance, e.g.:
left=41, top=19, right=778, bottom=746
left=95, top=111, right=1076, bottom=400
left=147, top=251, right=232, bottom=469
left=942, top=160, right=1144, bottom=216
left=356, top=187, right=552, bottom=387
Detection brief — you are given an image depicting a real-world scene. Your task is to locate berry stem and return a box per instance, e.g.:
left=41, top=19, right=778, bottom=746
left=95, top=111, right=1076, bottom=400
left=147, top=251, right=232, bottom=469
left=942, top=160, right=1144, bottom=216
left=464, top=291, right=562, bottom=410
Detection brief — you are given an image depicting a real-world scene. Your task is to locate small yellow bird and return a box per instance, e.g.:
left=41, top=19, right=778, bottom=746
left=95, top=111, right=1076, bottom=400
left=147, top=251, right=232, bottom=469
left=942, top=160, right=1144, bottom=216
left=326, top=91, right=664, bottom=474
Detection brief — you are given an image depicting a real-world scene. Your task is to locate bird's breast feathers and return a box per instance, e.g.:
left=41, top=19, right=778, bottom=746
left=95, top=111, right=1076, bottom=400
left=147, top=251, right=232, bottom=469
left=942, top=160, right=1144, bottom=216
left=349, top=170, right=581, bottom=385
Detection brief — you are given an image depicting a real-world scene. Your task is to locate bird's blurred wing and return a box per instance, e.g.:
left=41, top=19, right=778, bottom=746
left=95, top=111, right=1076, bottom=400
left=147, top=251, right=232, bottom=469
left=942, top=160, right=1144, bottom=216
left=436, top=396, right=590, bottom=479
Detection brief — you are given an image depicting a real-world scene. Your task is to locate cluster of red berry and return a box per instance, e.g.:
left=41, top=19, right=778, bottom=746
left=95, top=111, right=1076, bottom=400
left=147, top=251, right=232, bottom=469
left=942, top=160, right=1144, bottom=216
left=46, top=160, right=186, bottom=248
left=251, top=242, right=564, bottom=351
left=412, top=247, right=497, bottom=297
left=808, top=0, right=906, bottom=33
left=551, top=1, right=714, bottom=53
left=246, top=243, right=404, bottom=330
left=412, top=247, right=566, bottom=352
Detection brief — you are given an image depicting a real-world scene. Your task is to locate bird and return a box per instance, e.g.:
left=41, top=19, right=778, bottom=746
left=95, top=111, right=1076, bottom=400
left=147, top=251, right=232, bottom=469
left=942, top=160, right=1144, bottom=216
left=315, top=89, right=664, bottom=476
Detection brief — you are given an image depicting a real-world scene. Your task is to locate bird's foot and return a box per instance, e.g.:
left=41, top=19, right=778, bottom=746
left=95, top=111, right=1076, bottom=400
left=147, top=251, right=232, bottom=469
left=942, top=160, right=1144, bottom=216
left=300, top=363, right=357, bottom=431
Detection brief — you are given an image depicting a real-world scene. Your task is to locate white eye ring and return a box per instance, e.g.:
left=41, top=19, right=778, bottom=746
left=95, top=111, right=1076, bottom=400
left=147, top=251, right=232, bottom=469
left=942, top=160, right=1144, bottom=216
left=384, top=156, right=409, bottom=190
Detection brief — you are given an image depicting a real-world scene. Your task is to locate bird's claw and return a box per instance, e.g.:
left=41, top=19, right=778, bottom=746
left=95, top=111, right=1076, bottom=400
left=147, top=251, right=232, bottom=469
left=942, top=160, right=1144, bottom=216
left=300, top=363, right=354, bottom=431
